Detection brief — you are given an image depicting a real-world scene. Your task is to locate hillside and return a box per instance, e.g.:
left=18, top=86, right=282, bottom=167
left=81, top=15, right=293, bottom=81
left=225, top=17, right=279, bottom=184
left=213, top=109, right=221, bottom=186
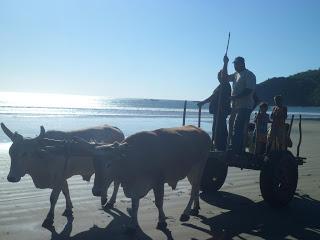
left=256, top=68, right=320, bottom=106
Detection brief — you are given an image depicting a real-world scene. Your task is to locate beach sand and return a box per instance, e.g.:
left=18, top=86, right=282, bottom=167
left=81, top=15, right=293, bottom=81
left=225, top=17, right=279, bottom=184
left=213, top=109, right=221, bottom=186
left=0, top=120, right=320, bottom=240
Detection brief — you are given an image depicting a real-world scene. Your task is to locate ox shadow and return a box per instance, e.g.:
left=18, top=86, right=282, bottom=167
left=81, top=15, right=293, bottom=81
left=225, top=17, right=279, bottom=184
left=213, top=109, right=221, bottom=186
left=182, top=191, right=320, bottom=239
left=47, top=208, right=154, bottom=240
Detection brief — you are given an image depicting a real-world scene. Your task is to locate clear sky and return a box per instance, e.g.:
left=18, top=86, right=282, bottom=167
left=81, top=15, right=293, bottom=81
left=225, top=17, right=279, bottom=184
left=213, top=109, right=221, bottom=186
left=0, top=0, right=319, bottom=100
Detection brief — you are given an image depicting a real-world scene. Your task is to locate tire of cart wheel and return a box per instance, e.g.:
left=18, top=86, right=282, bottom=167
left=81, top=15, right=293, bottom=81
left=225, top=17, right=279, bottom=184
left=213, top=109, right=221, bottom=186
left=260, top=151, right=298, bottom=208
left=200, top=156, right=228, bottom=193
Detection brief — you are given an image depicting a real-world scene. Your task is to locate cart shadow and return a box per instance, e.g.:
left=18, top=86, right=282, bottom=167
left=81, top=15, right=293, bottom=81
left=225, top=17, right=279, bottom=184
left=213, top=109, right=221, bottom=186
left=200, top=191, right=255, bottom=211
left=183, top=191, right=320, bottom=239
left=46, top=208, right=153, bottom=240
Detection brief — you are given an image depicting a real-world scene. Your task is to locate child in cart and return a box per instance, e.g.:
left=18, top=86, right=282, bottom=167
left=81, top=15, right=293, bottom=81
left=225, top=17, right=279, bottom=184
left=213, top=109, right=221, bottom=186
left=268, top=95, right=288, bottom=151
left=254, top=102, right=271, bottom=154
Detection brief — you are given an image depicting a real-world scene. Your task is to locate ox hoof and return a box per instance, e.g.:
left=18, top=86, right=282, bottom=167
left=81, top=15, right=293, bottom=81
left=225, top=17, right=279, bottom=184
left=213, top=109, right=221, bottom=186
left=156, top=221, right=167, bottom=230
left=190, top=208, right=199, bottom=216
left=101, top=198, right=108, bottom=206
left=179, top=214, right=190, bottom=222
left=105, top=201, right=115, bottom=209
left=42, top=218, right=54, bottom=228
left=62, top=209, right=73, bottom=218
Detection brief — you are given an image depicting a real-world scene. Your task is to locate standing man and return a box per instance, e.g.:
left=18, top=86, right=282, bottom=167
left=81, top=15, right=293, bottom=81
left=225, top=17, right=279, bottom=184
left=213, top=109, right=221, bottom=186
left=220, top=55, right=256, bottom=154
left=198, top=74, right=231, bottom=151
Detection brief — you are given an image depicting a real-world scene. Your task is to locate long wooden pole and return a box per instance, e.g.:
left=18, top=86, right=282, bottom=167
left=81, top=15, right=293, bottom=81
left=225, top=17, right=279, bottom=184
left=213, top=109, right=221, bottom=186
left=225, top=32, right=231, bottom=56
left=213, top=32, right=230, bottom=150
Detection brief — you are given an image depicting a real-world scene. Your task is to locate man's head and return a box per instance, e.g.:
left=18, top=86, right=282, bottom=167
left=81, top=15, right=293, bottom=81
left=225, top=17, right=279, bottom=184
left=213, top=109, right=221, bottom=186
left=217, top=70, right=228, bottom=84
left=233, top=56, right=246, bottom=73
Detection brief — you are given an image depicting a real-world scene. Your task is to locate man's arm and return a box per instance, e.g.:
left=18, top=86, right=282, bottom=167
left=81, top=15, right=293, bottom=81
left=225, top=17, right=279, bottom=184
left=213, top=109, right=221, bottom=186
left=198, top=86, right=220, bottom=107
left=221, top=55, right=229, bottom=80
left=217, top=55, right=234, bottom=83
left=198, top=95, right=213, bottom=106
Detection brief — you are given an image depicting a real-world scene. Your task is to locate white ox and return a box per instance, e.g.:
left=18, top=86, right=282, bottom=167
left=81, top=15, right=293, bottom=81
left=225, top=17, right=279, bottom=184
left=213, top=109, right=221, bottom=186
left=1, top=123, right=124, bottom=228
left=79, top=125, right=211, bottom=230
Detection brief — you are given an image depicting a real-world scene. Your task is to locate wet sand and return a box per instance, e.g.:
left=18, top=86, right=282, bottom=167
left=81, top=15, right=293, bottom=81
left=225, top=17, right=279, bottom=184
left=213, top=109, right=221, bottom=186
left=1, top=120, right=320, bottom=240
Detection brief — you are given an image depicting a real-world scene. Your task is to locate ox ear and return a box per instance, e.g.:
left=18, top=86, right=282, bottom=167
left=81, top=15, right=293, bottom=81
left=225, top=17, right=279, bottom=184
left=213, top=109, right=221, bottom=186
left=1, top=123, right=23, bottom=142
left=1, top=122, right=15, bottom=141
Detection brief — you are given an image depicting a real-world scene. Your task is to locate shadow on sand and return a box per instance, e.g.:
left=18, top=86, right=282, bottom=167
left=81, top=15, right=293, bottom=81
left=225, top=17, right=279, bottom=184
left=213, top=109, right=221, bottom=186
left=45, top=207, right=175, bottom=240
left=44, top=191, right=320, bottom=240
left=183, top=191, right=320, bottom=239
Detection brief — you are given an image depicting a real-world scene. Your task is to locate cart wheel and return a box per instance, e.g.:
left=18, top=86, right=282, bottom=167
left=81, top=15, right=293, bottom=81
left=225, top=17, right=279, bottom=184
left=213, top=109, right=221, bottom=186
left=201, top=156, right=228, bottom=193
left=260, top=151, right=298, bottom=207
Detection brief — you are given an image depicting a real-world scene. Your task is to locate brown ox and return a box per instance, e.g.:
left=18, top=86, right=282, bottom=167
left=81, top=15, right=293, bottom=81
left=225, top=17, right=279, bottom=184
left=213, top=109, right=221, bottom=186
left=78, top=125, right=211, bottom=231
left=1, top=123, right=124, bottom=227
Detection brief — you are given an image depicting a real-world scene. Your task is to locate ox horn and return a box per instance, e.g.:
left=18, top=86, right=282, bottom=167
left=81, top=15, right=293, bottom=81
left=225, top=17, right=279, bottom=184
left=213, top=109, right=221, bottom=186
left=1, top=123, right=15, bottom=141
left=39, top=126, right=45, bottom=139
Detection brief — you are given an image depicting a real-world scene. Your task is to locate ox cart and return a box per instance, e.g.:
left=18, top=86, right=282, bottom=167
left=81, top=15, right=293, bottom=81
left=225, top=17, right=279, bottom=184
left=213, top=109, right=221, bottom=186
left=182, top=101, right=306, bottom=208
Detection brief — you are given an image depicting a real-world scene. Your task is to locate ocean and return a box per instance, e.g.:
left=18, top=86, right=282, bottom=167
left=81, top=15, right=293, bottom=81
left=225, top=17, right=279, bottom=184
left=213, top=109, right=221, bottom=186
left=1, top=91, right=320, bottom=143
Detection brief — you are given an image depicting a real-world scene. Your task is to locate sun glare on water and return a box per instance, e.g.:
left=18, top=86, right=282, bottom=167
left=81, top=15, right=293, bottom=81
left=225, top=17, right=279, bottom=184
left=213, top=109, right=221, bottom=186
left=0, top=92, right=107, bottom=109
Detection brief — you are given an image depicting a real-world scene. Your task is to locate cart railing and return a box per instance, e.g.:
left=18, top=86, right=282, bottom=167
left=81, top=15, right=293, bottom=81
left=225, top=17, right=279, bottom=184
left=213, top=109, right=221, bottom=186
left=182, top=100, right=304, bottom=162
left=181, top=100, right=202, bottom=128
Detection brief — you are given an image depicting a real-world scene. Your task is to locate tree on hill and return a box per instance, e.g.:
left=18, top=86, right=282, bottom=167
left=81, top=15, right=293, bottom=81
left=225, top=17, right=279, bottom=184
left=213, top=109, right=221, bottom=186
left=256, top=68, right=320, bottom=106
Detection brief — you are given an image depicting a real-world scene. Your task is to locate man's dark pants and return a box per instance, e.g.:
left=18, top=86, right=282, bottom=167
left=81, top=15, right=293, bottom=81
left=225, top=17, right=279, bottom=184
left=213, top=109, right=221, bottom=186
left=212, top=113, right=228, bottom=151
left=230, top=108, right=252, bottom=153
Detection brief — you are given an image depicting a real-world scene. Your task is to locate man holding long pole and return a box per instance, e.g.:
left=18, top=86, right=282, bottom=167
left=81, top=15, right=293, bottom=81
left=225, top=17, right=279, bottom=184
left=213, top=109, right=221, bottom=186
left=198, top=33, right=231, bottom=151
left=221, top=54, right=256, bottom=154
left=199, top=33, right=256, bottom=153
